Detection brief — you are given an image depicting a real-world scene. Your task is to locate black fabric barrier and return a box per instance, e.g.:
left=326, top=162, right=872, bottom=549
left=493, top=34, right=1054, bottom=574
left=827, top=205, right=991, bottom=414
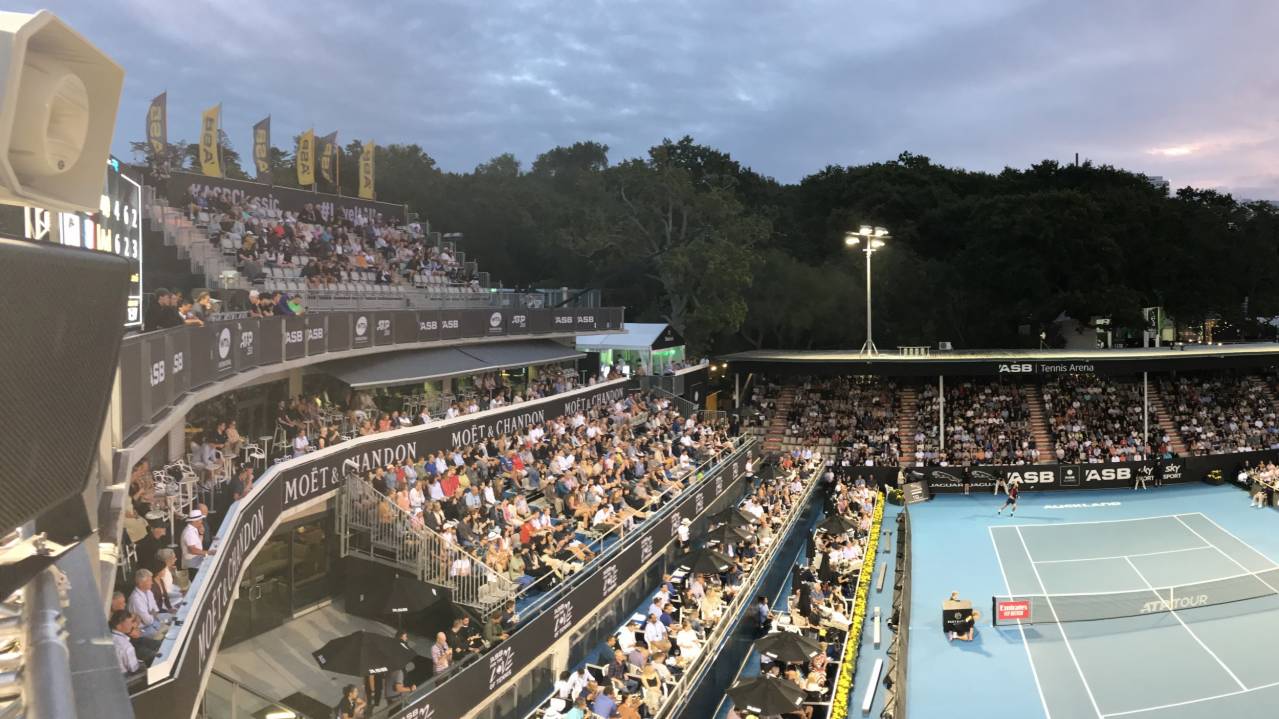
left=918, top=455, right=1223, bottom=493
left=129, top=378, right=645, bottom=719
left=119, top=307, right=623, bottom=441
left=390, top=445, right=759, bottom=719
left=166, top=170, right=407, bottom=225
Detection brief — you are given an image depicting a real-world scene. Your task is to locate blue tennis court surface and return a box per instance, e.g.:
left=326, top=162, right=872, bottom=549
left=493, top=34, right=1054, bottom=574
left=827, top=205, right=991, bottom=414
left=906, top=484, right=1279, bottom=718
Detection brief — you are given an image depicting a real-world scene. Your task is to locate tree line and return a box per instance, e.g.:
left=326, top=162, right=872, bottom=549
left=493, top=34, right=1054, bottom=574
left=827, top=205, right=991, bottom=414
left=134, top=137, right=1279, bottom=354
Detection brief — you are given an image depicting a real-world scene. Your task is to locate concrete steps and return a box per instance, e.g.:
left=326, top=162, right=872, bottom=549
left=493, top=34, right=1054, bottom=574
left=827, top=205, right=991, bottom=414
left=1025, top=387, right=1056, bottom=463
left=898, top=387, right=918, bottom=465
left=1150, top=386, right=1188, bottom=455
left=762, top=387, right=796, bottom=453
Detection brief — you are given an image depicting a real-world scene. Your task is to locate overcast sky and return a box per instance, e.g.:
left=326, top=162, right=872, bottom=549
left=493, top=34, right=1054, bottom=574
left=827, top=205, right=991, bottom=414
left=25, top=0, right=1279, bottom=198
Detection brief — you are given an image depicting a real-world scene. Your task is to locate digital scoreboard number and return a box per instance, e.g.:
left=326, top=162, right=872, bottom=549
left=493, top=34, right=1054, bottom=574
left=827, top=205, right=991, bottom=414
left=17, top=158, right=144, bottom=326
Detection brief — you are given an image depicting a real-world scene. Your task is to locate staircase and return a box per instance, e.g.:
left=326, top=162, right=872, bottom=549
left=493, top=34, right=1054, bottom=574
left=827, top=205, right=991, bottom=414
left=1253, top=374, right=1279, bottom=410
left=336, top=477, right=516, bottom=613
left=897, top=387, right=919, bottom=465
left=1149, top=386, right=1188, bottom=455
left=1025, top=388, right=1056, bottom=463
left=762, top=386, right=796, bottom=454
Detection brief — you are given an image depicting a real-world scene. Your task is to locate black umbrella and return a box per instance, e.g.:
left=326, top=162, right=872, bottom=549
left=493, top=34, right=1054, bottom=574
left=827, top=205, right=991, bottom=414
left=313, top=630, right=415, bottom=677
left=754, top=631, right=823, bottom=663
left=682, top=547, right=734, bottom=575
left=704, top=524, right=752, bottom=546
left=383, top=576, right=442, bottom=615
left=707, top=507, right=756, bottom=530
left=726, top=675, right=807, bottom=715
left=818, top=514, right=858, bottom=535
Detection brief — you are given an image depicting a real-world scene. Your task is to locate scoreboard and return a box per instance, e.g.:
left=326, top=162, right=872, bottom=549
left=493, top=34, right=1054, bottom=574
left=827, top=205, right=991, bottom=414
left=11, top=158, right=144, bottom=326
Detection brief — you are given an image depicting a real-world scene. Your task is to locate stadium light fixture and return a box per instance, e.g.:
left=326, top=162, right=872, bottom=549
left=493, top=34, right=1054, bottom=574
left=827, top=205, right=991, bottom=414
left=845, top=225, right=892, bottom=355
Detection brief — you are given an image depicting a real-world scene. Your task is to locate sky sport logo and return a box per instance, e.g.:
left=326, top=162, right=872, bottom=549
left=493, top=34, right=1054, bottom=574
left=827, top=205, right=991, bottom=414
left=1140, top=594, right=1208, bottom=613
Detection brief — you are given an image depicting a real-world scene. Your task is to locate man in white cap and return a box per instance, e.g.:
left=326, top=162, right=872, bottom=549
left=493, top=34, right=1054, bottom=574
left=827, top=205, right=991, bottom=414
left=677, top=517, right=690, bottom=552
left=181, top=508, right=217, bottom=579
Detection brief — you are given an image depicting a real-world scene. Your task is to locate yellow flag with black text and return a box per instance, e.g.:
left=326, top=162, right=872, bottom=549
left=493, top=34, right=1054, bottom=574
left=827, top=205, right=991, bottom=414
left=199, top=103, right=221, bottom=177
left=359, top=140, right=375, bottom=199
left=296, top=129, right=315, bottom=186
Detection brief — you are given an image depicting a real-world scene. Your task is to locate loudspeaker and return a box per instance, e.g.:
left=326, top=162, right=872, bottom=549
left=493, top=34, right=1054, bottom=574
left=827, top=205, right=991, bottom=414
left=0, top=237, right=130, bottom=537
left=0, top=10, right=124, bottom=213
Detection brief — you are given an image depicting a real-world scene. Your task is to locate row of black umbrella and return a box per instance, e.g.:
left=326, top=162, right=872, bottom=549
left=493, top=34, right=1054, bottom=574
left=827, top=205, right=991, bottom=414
left=725, top=632, right=823, bottom=714
left=725, top=509, right=853, bottom=714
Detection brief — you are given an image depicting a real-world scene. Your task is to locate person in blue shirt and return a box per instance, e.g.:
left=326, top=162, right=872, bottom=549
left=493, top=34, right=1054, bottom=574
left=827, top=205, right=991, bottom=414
left=592, top=686, right=618, bottom=718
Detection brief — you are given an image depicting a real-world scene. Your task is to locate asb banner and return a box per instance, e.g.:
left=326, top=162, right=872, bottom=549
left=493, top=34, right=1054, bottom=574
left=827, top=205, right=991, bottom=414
left=252, top=116, right=271, bottom=183
left=146, top=92, right=167, bottom=158
left=199, top=104, right=222, bottom=178
left=921, top=457, right=1198, bottom=494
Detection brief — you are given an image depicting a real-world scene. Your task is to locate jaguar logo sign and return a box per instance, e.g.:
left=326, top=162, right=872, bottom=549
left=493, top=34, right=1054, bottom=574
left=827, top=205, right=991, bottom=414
left=489, top=312, right=503, bottom=329
left=355, top=316, right=368, bottom=337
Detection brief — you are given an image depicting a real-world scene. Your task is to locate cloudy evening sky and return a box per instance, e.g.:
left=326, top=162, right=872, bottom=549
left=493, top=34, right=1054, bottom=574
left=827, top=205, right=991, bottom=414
left=23, top=0, right=1279, bottom=198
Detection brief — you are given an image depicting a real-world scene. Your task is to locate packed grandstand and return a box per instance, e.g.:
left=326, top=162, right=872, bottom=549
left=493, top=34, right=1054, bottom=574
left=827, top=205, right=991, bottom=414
left=7, top=8, right=1279, bottom=719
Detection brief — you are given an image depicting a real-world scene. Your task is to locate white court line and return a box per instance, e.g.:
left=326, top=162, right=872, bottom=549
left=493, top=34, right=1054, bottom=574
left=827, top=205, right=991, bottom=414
left=1032, top=545, right=1211, bottom=565
left=995, top=566, right=1273, bottom=599
left=1101, top=678, right=1279, bottom=717
left=1014, top=526, right=1104, bottom=718
left=1173, top=515, right=1279, bottom=595
left=988, top=526, right=1053, bottom=719
left=1183, top=512, right=1279, bottom=569
left=1121, top=555, right=1247, bottom=690
left=999, top=513, right=1188, bottom=529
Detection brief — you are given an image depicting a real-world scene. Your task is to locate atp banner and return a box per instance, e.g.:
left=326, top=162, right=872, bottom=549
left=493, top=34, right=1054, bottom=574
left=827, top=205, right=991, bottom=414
left=252, top=116, right=271, bottom=183
left=146, top=92, right=167, bottom=158
left=296, top=128, right=315, bottom=186
left=167, top=170, right=406, bottom=225
left=359, top=140, right=375, bottom=199
left=199, top=103, right=222, bottom=177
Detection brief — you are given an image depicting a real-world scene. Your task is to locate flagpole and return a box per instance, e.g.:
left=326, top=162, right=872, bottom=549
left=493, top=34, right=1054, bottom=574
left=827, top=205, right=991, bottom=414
left=336, top=145, right=342, bottom=197
left=216, top=103, right=225, bottom=178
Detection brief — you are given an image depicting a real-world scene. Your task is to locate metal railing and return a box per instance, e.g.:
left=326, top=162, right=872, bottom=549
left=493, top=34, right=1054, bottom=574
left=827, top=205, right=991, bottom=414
left=201, top=669, right=291, bottom=718
left=338, top=476, right=517, bottom=613
left=657, top=458, right=825, bottom=719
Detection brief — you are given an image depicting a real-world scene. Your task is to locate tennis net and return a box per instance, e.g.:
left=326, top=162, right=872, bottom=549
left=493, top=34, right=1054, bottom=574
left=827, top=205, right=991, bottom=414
left=991, top=566, right=1279, bottom=625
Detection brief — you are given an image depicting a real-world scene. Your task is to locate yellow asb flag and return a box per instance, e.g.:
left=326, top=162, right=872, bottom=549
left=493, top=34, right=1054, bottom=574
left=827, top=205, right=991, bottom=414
left=297, top=129, right=315, bottom=186
left=199, top=104, right=222, bottom=177
left=359, top=140, right=375, bottom=199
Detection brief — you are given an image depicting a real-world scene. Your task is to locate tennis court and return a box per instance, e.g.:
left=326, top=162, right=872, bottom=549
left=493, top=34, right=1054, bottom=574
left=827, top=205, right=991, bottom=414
left=990, top=511, right=1279, bottom=718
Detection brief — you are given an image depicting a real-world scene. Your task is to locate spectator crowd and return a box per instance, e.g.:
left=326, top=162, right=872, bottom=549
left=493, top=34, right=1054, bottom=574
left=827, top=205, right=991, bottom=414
left=913, top=381, right=1036, bottom=466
